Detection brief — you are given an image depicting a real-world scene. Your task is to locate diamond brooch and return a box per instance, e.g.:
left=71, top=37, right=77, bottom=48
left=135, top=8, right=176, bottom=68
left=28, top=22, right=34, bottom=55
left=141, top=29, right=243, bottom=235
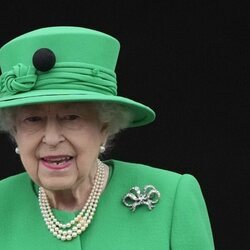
left=122, top=185, right=160, bottom=212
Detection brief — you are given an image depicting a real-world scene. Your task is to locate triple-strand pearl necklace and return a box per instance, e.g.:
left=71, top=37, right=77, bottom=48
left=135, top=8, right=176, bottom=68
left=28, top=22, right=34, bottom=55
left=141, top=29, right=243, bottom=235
left=38, top=159, right=105, bottom=241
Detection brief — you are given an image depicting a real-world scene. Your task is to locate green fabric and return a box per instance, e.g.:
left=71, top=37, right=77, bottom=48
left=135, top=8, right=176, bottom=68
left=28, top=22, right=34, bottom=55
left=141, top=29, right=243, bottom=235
left=0, top=160, right=214, bottom=249
left=0, top=62, right=117, bottom=97
left=0, top=27, right=119, bottom=72
left=0, top=26, right=155, bottom=128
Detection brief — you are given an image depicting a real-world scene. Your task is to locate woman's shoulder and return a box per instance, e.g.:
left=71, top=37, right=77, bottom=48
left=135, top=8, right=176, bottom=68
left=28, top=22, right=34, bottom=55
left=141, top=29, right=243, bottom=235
left=110, top=159, right=181, bottom=176
left=107, top=159, right=198, bottom=190
left=0, top=172, right=30, bottom=193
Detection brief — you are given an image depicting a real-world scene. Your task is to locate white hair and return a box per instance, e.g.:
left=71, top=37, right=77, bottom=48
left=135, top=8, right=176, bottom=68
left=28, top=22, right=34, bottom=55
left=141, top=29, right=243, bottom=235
left=0, top=108, right=16, bottom=135
left=95, top=102, right=133, bottom=136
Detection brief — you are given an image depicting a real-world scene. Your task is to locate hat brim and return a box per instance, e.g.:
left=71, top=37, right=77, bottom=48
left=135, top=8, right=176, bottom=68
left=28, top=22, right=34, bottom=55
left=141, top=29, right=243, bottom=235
left=0, top=89, right=155, bottom=128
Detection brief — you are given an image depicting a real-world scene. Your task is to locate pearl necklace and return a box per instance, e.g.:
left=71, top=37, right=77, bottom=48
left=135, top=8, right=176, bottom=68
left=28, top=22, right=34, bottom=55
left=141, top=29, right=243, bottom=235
left=38, top=159, right=105, bottom=241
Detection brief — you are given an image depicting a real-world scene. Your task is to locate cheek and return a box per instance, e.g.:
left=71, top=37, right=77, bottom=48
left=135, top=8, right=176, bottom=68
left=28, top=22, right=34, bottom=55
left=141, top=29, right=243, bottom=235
left=15, top=134, right=40, bottom=181
left=15, top=129, right=41, bottom=152
left=16, top=135, right=37, bottom=157
left=73, top=135, right=100, bottom=157
left=73, top=128, right=105, bottom=163
left=75, top=125, right=106, bottom=149
left=19, top=150, right=40, bottom=184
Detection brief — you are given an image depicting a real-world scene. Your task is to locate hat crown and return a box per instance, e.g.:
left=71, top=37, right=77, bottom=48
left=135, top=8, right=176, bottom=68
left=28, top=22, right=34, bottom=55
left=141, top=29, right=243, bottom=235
left=0, top=26, right=120, bottom=73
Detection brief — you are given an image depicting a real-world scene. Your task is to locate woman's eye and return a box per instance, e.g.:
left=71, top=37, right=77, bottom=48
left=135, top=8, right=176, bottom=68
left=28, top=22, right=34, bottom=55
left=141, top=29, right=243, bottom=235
left=63, top=115, right=80, bottom=121
left=24, top=116, right=42, bottom=122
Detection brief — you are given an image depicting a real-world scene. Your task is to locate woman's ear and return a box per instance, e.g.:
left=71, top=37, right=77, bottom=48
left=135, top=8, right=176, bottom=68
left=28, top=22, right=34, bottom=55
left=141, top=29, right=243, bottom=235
left=9, top=126, right=17, bottom=141
left=100, top=122, right=109, bottom=136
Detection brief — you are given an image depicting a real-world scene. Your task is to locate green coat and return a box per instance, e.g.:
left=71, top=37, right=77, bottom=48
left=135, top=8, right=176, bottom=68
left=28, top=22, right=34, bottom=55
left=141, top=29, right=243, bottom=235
left=0, top=160, right=215, bottom=249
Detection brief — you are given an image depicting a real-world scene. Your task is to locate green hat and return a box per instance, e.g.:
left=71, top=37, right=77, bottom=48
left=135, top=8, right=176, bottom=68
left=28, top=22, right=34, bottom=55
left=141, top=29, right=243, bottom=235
left=0, top=26, right=155, bottom=127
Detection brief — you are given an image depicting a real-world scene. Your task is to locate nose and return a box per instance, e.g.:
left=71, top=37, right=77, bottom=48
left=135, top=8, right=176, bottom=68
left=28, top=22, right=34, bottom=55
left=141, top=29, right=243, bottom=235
left=42, top=118, right=65, bottom=146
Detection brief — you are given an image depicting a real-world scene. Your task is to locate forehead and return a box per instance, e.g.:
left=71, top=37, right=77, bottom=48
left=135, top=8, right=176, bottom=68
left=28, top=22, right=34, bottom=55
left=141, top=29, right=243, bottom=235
left=16, top=102, right=96, bottom=113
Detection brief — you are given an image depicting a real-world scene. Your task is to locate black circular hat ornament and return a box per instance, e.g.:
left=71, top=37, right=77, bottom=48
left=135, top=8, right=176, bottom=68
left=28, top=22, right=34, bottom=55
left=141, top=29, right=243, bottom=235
left=32, top=48, right=56, bottom=72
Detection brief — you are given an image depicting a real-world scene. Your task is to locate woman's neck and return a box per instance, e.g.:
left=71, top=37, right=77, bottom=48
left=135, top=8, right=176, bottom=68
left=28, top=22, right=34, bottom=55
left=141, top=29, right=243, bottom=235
left=43, top=163, right=109, bottom=212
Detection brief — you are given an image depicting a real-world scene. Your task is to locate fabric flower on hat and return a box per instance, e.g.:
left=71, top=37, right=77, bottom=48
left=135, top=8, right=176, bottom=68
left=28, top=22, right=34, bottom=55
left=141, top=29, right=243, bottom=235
left=0, top=63, right=37, bottom=96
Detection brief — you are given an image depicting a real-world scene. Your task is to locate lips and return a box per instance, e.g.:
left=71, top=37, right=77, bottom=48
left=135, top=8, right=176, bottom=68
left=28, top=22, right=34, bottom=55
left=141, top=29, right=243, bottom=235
left=41, top=155, right=73, bottom=170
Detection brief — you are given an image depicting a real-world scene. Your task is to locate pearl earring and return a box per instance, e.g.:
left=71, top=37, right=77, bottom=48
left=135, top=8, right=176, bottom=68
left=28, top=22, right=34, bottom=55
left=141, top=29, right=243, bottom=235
left=15, top=147, right=20, bottom=155
left=100, top=145, right=106, bottom=153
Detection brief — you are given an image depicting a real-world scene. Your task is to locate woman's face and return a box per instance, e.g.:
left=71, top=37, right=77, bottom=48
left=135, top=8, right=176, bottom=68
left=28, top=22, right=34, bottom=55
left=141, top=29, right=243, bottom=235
left=13, top=102, right=107, bottom=191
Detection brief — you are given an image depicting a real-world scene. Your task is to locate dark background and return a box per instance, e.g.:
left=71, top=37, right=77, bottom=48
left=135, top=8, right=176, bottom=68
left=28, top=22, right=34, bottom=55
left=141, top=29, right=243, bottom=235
left=0, top=1, right=249, bottom=249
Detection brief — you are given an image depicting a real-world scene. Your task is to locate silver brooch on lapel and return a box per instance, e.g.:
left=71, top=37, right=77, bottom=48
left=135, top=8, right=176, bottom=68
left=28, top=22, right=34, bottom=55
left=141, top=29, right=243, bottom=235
left=122, top=185, right=160, bottom=212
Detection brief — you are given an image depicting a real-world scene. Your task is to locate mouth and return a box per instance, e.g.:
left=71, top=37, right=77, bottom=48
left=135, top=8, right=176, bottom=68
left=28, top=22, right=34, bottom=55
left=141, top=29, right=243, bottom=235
left=40, top=155, right=73, bottom=170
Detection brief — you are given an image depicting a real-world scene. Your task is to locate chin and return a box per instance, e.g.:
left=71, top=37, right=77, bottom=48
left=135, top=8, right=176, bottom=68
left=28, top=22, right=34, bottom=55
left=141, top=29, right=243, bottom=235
left=39, top=176, right=77, bottom=191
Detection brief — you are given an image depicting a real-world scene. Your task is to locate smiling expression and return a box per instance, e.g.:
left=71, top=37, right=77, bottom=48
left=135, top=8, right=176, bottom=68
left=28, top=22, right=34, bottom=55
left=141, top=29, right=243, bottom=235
left=13, top=102, right=107, bottom=191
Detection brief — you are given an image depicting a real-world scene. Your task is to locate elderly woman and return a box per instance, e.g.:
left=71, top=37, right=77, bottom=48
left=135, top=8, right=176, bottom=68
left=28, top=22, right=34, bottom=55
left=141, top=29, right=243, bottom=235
left=0, top=26, right=214, bottom=249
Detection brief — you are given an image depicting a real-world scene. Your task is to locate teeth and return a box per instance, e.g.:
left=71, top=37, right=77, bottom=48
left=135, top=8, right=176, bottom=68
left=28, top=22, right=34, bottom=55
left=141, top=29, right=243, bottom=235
left=43, top=156, right=71, bottom=162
